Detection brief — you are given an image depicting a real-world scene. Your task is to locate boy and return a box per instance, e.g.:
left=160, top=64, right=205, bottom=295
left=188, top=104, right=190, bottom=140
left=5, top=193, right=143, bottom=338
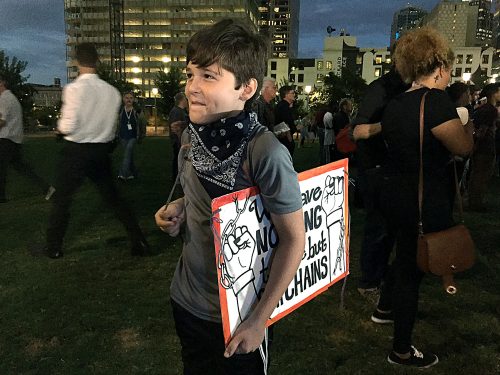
left=155, top=19, right=305, bottom=374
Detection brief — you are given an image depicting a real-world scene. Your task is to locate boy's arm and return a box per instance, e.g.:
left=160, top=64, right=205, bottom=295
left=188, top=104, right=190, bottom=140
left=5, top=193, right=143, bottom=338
left=224, top=207, right=305, bottom=357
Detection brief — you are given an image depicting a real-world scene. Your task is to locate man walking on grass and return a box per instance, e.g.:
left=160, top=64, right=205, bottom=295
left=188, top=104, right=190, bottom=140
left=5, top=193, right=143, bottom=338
left=0, top=74, right=52, bottom=203
left=41, top=43, right=149, bottom=259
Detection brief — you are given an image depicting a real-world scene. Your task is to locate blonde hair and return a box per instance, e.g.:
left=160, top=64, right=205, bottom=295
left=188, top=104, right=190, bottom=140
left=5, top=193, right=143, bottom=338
left=394, top=27, right=454, bottom=83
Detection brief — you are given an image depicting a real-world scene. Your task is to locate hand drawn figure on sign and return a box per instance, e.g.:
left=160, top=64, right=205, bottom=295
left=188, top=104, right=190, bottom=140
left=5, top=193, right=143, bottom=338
left=217, top=196, right=259, bottom=325
left=320, top=174, right=346, bottom=276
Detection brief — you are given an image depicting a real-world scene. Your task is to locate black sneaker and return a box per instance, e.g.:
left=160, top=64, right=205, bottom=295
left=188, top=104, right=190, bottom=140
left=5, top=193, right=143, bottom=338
left=388, top=346, right=439, bottom=369
left=371, top=309, right=394, bottom=324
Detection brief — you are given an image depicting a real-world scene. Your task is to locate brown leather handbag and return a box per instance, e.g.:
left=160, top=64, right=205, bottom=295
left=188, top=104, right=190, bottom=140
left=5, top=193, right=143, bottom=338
left=416, top=92, right=475, bottom=294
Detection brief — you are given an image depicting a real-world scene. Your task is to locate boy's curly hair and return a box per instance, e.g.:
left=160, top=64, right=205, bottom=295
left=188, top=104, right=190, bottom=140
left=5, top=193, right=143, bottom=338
left=186, top=19, right=268, bottom=103
left=394, top=27, right=454, bottom=83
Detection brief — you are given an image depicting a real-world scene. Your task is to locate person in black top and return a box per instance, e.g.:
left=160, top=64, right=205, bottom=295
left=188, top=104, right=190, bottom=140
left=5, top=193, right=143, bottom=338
left=351, top=68, right=409, bottom=299
left=275, top=85, right=296, bottom=155
left=117, top=91, right=146, bottom=180
left=332, top=98, right=353, bottom=160
left=373, top=27, right=473, bottom=369
left=468, top=83, right=500, bottom=210
left=251, top=77, right=276, bottom=131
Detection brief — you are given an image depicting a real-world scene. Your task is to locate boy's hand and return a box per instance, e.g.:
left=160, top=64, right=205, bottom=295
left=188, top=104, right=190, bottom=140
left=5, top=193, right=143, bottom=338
left=223, top=315, right=265, bottom=358
left=155, top=200, right=185, bottom=237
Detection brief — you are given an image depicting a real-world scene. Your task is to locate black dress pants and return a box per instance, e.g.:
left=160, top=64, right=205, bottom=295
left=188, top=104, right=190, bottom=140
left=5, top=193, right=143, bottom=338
left=358, top=167, right=395, bottom=289
left=0, top=138, right=48, bottom=200
left=46, top=141, right=142, bottom=252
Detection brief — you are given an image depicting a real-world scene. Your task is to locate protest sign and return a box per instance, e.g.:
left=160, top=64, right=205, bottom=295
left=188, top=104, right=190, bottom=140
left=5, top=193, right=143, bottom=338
left=211, top=159, right=350, bottom=343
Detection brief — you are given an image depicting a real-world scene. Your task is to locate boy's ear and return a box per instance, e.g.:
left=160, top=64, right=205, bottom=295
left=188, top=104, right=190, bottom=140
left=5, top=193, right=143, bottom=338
left=239, top=78, right=258, bottom=101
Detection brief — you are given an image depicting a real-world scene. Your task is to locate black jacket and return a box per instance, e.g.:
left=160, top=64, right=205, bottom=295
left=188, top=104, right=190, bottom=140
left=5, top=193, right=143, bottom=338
left=352, top=69, right=409, bottom=171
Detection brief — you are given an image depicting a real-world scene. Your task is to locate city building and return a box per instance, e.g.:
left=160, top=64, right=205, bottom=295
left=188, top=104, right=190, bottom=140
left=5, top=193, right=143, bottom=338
left=31, top=79, right=63, bottom=108
left=422, top=0, right=493, bottom=48
left=423, top=0, right=477, bottom=47
left=267, top=32, right=494, bottom=102
left=64, top=0, right=261, bottom=97
left=495, top=0, right=500, bottom=49
left=452, top=46, right=495, bottom=84
left=257, top=0, right=300, bottom=58
left=390, top=5, right=428, bottom=46
left=469, top=0, right=494, bottom=45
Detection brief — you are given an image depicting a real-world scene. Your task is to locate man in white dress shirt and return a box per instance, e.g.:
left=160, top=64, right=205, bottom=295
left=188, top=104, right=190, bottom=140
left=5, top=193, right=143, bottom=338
left=0, top=74, right=51, bottom=203
left=43, top=43, right=149, bottom=258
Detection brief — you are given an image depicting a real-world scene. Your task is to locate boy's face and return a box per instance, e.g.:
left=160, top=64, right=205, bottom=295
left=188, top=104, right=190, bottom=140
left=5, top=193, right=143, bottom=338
left=185, top=62, right=248, bottom=124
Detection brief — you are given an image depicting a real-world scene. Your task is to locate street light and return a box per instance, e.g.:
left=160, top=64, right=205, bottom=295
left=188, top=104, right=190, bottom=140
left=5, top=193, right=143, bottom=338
left=462, top=72, right=472, bottom=83
left=152, top=88, right=159, bottom=135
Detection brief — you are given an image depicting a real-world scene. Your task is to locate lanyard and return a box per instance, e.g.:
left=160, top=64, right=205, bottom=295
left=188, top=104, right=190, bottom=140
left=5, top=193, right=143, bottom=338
left=124, top=109, right=133, bottom=123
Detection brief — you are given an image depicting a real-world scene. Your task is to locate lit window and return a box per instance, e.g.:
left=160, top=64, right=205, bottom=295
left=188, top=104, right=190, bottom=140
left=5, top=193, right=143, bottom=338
left=374, top=68, right=382, bottom=77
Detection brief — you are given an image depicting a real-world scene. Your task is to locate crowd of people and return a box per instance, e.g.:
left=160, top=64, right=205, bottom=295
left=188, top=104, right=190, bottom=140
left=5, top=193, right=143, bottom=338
left=1, top=19, right=498, bottom=374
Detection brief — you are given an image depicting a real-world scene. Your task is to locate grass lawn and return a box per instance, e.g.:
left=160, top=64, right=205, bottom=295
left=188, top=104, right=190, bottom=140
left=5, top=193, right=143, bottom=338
left=1, top=136, right=499, bottom=375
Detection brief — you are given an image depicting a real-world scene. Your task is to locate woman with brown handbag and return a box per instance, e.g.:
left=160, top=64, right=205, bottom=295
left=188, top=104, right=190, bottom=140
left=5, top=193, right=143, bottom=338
left=371, top=27, right=474, bottom=369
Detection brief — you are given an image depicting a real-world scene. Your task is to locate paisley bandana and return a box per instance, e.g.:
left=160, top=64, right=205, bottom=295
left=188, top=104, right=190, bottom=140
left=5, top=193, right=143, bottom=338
left=189, top=110, right=259, bottom=198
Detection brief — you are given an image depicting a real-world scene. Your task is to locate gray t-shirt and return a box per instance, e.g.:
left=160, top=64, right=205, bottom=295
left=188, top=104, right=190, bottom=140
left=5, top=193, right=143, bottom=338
left=170, top=125, right=302, bottom=322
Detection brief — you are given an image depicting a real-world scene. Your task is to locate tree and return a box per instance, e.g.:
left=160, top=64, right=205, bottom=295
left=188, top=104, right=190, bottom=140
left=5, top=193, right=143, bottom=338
left=319, top=67, right=367, bottom=106
left=96, top=63, right=136, bottom=95
left=0, top=50, right=35, bottom=125
left=154, top=66, right=184, bottom=117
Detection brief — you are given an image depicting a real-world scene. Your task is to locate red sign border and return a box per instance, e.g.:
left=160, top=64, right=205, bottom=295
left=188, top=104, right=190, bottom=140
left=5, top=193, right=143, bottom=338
left=212, top=159, right=350, bottom=344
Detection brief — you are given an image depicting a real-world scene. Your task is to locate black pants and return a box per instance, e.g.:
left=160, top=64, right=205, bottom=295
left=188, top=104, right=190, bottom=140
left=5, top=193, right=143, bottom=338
left=0, top=138, right=48, bottom=200
left=46, top=141, right=143, bottom=252
left=378, top=174, right=454, bottom=354
left=358, top=168, right=394, bottom=289
left=171, top=299, right=268, bottom=375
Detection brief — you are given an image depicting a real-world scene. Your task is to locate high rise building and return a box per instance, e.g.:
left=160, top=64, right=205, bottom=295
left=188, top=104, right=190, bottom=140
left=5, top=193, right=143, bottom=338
left=495, top=0, right=500, bottom=47
left=257, top=0, right=300, bottom=58
left=390, top=5, right=428, bottom=46
left=469, top=0, right=494, bottom=45
left=423, top=0, right=474, bottom=47
left=423, top=0, right=493, bottom=48
left=64, top=0, right=260, bottom=96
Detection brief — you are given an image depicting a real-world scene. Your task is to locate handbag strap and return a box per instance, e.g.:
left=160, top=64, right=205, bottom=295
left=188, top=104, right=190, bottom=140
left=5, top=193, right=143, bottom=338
left=418, top=91, right=428, bottom=235
left=418, top=91, right=464, bottom=235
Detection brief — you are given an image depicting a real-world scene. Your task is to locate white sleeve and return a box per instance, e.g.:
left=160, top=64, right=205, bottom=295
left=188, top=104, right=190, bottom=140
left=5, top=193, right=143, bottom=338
left=323, top=112, right=333, bottom=129
left=57, top=84, right=80, bottom=135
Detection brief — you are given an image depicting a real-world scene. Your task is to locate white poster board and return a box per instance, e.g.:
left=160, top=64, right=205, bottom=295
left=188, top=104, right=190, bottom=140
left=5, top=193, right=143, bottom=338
left=211, top=159, right=350, bottom=343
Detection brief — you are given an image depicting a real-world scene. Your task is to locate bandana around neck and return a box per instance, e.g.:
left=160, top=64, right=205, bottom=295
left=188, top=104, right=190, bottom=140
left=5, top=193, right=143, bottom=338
left=189, top=110, right=259, bottom=197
